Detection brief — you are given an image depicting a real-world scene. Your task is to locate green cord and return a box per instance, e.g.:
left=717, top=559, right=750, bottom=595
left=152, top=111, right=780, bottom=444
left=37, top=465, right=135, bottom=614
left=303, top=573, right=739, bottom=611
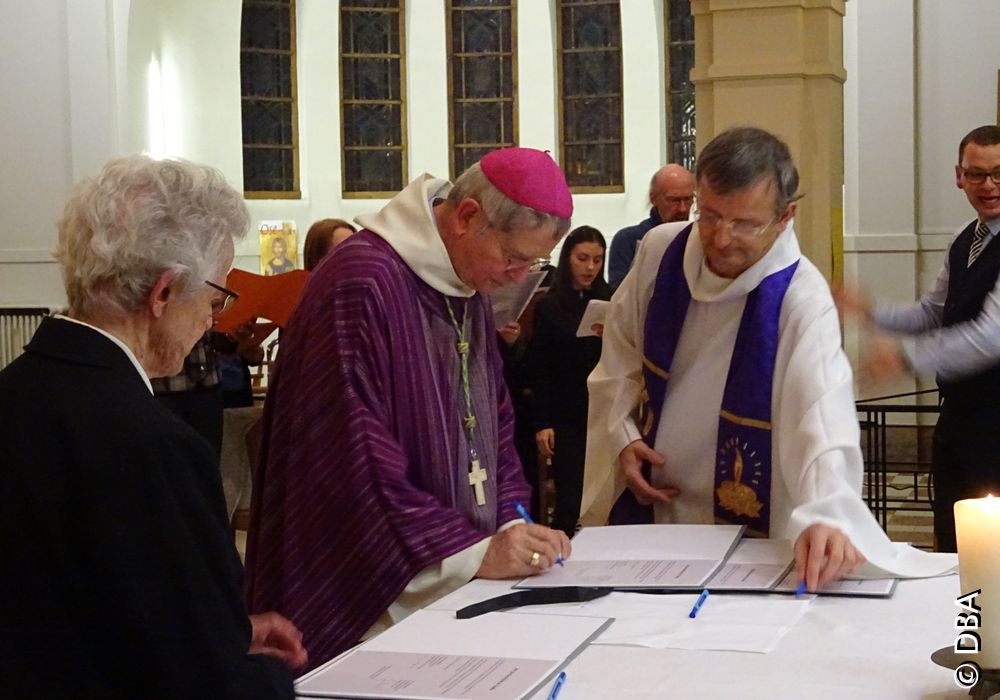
left=445, top=298, right=476, bottom=438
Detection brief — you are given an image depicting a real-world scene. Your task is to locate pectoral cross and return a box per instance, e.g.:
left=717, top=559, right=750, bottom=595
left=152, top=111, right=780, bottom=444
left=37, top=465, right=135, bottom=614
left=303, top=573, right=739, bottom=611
left=468, top=458, right=487, bottom=506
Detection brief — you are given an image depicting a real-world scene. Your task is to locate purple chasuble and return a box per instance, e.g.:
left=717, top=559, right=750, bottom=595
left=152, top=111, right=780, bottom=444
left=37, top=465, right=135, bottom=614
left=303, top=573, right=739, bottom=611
left=244, top=230, right=529, bottom=670
left=611, top=225, right=798, bottom=536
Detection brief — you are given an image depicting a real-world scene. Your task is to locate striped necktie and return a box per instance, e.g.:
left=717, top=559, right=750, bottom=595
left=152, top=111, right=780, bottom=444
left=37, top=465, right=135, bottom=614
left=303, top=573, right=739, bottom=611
left=968, top=219, right=991, bottom=267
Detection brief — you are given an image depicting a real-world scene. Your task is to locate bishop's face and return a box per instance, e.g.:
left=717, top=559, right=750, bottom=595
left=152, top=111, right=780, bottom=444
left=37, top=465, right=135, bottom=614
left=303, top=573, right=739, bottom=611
left=452, top=202, right=557, bottom=295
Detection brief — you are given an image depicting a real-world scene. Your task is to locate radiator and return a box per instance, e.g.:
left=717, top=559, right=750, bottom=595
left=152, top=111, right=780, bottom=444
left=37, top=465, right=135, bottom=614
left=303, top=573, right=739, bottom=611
left=0, top=308, right=49, bottom=370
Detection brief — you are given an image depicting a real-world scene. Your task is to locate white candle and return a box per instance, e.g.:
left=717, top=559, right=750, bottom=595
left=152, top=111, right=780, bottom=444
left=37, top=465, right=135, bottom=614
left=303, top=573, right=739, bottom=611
left=955, top=495, right=1000, bottom=669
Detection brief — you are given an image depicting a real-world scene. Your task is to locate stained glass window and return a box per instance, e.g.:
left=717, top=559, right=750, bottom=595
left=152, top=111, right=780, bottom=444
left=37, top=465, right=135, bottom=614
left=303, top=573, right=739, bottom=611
left=240, top=0, right=299, bottom=198
left=665, top=0, right=695, bottom=171
left=447, top=0, right=517, bottom=179
left=557, top=0, right=623, bottom=191
left=340, top=0, right=406, bottom=197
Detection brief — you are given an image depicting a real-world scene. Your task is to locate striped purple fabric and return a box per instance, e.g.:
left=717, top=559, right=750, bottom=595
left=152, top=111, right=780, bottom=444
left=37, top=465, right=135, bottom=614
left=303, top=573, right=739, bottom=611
left=244, top=231, right=530, bottom=670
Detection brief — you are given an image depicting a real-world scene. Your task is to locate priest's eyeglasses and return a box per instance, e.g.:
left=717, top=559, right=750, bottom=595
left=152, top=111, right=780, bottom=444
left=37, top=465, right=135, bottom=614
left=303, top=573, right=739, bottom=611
left=205, top=280, right=239, bottom=317
left=960, top=168, right=1000, bottom=185
left=697, top=210, right=776, bottom=239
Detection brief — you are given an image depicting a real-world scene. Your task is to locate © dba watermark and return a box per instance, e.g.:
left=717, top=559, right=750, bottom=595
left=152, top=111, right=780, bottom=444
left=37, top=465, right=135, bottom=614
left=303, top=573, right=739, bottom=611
left=954, top=589, right=982, bottom=689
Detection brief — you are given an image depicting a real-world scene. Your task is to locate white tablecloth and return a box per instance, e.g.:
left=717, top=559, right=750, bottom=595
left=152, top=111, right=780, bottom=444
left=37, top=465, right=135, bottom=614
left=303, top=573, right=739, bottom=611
left=298, top=561, right=971, bottom=699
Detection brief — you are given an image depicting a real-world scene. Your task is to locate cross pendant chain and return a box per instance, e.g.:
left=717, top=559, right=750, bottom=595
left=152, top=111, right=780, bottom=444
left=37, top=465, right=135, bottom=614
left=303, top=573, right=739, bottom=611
left=445, top=299, right=487, bottom=508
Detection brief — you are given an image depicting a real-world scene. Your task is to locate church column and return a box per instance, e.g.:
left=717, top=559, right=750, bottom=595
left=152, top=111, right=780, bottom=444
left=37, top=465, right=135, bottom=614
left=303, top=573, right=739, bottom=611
left=690, top=0, right=846, bottom=282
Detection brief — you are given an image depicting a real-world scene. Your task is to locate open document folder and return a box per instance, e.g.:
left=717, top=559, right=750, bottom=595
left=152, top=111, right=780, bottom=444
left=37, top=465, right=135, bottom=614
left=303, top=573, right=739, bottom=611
left=515, top=524, right=745, bottom=590
left=515, top=526, right=951, bottom=596
left=295, top=609, right=611, bottom=700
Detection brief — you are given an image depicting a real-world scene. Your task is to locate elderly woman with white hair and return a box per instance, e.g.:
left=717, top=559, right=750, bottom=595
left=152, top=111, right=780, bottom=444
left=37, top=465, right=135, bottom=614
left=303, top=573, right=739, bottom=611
left=0, top=155, right=306, bottom=698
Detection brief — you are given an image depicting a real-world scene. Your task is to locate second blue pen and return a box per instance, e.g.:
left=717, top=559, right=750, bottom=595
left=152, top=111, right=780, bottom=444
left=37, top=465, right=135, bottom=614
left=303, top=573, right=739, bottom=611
left=688, top=589, right=710, bottom=618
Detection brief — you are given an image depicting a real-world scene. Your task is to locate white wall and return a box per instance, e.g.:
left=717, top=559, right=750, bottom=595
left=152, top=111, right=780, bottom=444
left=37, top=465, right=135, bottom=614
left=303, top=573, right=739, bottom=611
left=6, top=0, right=1000, bottom=317
left=842, top=0, right=1000, bottom=404
left=0, top=0, right=677, bottom=307
left=0, top=0, right=74, bottom=306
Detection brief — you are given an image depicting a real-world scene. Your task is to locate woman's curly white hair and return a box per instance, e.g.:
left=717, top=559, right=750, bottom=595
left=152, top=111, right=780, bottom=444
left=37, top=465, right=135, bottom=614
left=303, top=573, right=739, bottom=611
left=54, top=154, right=248, bottom=319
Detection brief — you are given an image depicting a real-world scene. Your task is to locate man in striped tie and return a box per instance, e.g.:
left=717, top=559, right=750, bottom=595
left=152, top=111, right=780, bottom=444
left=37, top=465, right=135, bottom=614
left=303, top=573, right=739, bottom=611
left=837, top=125, right=1000, bottom=552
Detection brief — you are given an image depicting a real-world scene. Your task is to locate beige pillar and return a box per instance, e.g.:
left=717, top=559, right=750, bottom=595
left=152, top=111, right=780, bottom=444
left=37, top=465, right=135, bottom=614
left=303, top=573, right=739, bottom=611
left=690, top=0, right=846, bottom=282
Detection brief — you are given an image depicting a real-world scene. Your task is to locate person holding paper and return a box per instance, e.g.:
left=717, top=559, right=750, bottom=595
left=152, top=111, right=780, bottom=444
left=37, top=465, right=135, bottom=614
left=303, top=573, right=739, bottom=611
left=245, top=148, right=574, bottom=670
left=532, top=226, right=611, bottom=536
left=582, top=128, right=876, bottom=592
left=0, top=155, right=305, bottom=698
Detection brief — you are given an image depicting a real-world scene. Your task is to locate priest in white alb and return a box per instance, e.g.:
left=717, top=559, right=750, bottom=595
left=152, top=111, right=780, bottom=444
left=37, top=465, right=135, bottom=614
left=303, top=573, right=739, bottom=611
left=582, top=127, right=947, bottom=592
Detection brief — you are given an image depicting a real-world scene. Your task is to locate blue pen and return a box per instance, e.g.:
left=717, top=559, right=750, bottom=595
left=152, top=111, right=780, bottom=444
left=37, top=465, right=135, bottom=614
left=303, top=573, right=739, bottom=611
left=546, top=671, right=567, bottom=700
left=513, top=500, right=565, bottom=566
left=688, top=589, right=710, bottom=618
left=794, top=579, right=808, bottom=597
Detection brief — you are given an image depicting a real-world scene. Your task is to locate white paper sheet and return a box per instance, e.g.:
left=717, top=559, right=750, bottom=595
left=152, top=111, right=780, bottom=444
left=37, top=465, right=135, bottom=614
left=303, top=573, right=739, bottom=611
left=519, top=591, right=811, bottom=654
left=575, top=299, right=610, bottom=337
left=702, top=539, right=794, bottom=590
left=491, top=271, right=546, bottom=330
left=296, top=609, right=611, bottom=699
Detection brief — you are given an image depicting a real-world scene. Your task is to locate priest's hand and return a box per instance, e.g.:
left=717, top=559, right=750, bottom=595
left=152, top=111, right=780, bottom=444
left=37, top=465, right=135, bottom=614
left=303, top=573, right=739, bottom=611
left=535, top=428, right=555, bottom=459
left=249, top=611, right=309, bottom=669
left=477, top=524, right=572, bottom=578
left=618, top=440, right=679, bottom=506
left=793, top=523, right=865, bottom=592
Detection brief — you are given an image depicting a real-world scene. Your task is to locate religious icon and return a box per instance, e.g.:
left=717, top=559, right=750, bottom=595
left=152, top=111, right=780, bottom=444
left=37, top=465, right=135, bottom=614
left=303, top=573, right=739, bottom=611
left=258, top=221, right=298, bottom=276
left=715, top=436, right=765, bottom=518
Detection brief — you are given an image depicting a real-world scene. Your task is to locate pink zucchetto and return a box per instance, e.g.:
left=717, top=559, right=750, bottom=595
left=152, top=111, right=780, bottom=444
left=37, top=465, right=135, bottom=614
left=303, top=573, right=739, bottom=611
left=480, top=147, right=573, bottom=218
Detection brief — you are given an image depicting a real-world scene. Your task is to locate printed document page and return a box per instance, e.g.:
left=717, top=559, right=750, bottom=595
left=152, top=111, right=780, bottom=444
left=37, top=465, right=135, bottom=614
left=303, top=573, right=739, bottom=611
left=515, top=524, right=744, bottom=590
left=296, top=609, right=611, bottom=699
left=773, top=569, right=898, bottom=597
left=703, top=538, right=794, bottom=591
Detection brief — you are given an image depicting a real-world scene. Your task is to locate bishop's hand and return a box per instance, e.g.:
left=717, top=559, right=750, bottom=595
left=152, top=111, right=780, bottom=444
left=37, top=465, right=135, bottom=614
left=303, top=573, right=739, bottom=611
left=477, top=523, right=571, bottom=579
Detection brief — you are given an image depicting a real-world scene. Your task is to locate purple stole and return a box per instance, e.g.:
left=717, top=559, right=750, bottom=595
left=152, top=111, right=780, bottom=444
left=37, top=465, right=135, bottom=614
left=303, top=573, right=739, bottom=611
left=611, top=225, right=798, bottom=536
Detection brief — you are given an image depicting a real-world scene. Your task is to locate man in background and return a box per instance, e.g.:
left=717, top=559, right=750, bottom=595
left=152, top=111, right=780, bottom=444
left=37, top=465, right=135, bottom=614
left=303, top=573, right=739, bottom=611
left=838, top=124, right=1000, bottom=552
left=608, top=163, right=695, bottom=288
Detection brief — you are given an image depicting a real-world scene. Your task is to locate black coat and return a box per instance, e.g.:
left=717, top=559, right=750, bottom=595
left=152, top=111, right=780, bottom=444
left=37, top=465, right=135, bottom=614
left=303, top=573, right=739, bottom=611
left=531, top=289, right=606, bottom=431
left=0, top=318, right=292, bottom=699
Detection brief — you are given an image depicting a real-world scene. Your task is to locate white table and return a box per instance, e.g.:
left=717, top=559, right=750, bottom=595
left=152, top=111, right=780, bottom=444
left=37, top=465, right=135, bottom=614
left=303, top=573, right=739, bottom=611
left=298, top=565, right=971, bottom=700
left=436, top=569, right=968, bottom=700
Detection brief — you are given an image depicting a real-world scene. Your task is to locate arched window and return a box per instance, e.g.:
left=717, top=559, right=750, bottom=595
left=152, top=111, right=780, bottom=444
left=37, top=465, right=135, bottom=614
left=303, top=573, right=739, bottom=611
left=665, top=0, right=695, bottom=171
left=240, top=0, right=300, bottom=198
left=340, top=0, right=407, bottom=197
left=446, top=0, right=517, bottom=179
left=556, top=0, right=623, bottom=192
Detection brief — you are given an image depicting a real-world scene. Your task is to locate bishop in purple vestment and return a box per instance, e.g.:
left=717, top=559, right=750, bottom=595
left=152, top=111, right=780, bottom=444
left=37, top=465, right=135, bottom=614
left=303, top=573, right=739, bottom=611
left=245, top=149, right=574, bottom=669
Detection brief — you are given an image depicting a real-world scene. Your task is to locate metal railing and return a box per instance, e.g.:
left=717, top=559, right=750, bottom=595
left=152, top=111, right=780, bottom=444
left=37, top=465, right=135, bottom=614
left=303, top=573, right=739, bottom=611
left=856, top=389, right=939, bottom=535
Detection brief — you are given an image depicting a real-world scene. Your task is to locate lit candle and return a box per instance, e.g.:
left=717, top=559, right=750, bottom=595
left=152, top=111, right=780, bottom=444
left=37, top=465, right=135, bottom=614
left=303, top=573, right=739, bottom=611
left=955, top=495, right=1000, bottom=669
